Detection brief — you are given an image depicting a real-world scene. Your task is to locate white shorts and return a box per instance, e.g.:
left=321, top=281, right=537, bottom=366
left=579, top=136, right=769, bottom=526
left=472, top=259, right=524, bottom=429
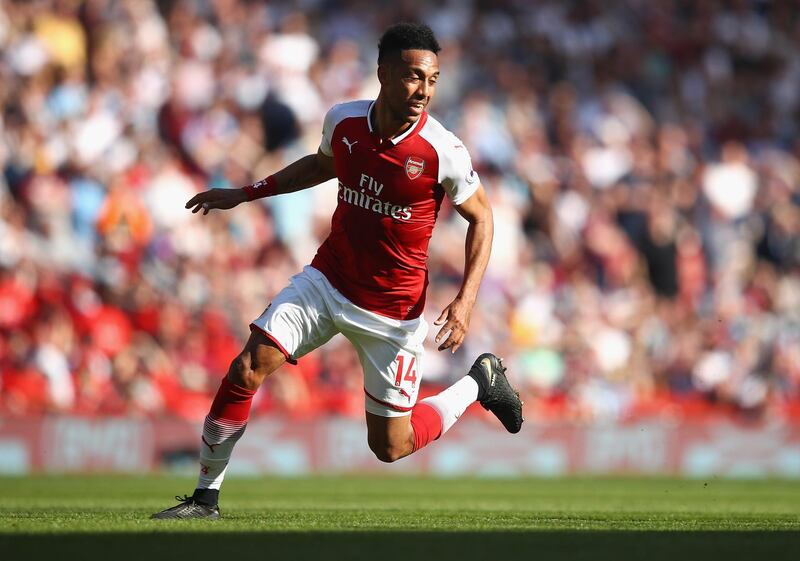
left=250, top=266, right=427, bottom=417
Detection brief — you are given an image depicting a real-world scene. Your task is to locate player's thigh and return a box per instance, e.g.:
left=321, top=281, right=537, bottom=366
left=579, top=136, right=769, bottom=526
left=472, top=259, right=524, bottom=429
left=250, top=269, right=339, bottom=364
left=346, top=329, right=425, bottom=417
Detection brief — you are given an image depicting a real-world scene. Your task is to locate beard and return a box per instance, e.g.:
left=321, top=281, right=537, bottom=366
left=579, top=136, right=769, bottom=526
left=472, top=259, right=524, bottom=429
left=388, top=95, right=423, bottom=124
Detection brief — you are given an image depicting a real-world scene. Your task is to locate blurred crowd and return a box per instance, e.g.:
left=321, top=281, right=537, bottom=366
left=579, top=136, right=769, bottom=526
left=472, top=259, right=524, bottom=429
left=1, top=0, right=799, bottom=423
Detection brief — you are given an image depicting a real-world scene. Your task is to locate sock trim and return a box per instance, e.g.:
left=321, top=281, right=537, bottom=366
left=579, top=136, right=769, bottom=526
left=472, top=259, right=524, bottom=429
left=203, top=416, right=247, bottom=443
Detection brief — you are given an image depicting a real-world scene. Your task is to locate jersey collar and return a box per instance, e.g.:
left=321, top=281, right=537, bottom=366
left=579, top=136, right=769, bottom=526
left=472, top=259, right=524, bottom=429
left=367, top=100, right=426, bottom=145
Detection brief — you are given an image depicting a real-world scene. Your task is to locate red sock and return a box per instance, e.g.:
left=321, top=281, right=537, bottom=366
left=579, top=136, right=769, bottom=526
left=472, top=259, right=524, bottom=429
left=209, top=377, right=256, bottom=423
left=410, top=402, right=443, bottom=452
left=197, top=377, right=257, bottom=494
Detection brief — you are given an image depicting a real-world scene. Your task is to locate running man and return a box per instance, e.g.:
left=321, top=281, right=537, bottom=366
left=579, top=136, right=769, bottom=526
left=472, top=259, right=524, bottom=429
left=152, top=22, right=523, bottom=520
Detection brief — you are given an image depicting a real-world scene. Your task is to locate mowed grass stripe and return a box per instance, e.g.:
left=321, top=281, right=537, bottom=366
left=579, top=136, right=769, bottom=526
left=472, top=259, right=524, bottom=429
left=3, top=510, right=800, bottom=532
left=1, top=476, right=799, bottom=561
left=2, top=475, right=799, bottom=513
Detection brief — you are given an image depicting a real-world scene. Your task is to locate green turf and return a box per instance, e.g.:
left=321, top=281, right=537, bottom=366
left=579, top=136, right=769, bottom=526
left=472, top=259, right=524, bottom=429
left=1, top=476, right=799, bottom=560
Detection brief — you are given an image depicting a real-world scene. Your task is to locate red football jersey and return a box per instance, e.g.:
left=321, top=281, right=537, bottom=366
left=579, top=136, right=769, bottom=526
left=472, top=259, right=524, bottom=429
left=311, top=100, right=480, bottom=320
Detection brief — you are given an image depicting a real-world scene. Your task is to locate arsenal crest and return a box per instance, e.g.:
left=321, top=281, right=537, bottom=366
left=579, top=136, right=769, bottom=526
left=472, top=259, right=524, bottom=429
left=405, top=156, right=425, bottom=180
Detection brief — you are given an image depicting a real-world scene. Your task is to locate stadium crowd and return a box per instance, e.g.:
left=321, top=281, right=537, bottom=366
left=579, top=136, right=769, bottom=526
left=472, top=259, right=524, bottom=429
left=1, top=0, right=799, bottom=422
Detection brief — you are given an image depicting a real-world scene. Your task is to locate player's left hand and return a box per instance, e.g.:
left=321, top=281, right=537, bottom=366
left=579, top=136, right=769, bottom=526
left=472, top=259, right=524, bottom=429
left=434, top=296, right=473, bottom=353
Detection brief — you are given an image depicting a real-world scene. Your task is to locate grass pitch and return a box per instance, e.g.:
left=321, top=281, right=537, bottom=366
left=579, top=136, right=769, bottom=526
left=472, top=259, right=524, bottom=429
left=1, top=476, right=799, bottom=560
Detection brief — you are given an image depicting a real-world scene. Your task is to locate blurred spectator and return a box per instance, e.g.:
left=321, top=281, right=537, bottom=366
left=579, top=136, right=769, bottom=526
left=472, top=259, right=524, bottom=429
left=1, top=0, right=799, bottom=423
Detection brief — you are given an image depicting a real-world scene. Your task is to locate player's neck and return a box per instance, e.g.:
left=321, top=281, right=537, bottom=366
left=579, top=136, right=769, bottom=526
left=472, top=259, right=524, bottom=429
left=372, top=98, right=413, bottom=141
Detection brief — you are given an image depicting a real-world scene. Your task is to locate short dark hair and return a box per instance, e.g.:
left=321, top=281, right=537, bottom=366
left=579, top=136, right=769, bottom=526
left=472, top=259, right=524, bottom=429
left=377, top=23, right=441, bottom=64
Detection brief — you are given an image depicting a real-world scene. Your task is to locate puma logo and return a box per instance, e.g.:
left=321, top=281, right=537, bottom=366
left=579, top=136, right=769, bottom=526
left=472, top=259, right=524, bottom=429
left=399, top=388, right=412, bottom=400
left=202, top=436, right=218, bottom=453
left=342, top=136, right=358, bottom=154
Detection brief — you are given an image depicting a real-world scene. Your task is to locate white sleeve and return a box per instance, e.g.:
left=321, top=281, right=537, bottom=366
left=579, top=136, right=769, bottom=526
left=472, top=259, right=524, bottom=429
left=440, top=142, right=480, bottom=205
left=318, top=106, right=337, bottom=157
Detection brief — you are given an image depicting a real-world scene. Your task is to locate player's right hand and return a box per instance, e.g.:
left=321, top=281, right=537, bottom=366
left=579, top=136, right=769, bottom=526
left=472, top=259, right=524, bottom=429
left=185, top=188, right=248, bottom=215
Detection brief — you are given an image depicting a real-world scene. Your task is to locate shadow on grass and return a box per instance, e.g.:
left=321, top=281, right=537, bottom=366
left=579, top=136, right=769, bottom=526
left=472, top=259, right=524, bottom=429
left=3, top=531, right=800, bottom=561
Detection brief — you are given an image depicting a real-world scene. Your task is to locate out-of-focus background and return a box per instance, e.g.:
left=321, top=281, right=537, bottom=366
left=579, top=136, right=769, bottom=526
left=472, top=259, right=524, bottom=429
left=1, top=0, right=799, bottom=477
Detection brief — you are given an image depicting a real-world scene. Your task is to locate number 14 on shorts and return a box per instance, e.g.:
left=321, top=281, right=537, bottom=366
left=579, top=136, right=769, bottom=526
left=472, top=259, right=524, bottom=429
left=394, top=353, right=417, bottom=387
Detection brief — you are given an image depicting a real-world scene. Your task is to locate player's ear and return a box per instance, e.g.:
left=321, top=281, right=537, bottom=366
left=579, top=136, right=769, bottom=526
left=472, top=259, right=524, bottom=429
left=377, top=63, right=389, bottom=86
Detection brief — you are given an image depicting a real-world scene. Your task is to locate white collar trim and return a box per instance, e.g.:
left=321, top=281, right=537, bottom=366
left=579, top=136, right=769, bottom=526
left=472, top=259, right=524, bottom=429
left=367, top=100, right=422, bottom=145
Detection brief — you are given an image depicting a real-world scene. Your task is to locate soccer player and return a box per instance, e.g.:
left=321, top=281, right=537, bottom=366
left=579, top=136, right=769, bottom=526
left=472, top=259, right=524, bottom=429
left=152, top=22, right=523, bottom=520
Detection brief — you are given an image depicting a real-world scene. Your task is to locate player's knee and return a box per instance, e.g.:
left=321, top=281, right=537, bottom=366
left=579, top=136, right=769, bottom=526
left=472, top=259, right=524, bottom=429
left=227, top=354, right=262, bottom=390
left=368, top=441, right=406, bottom=463
left=371, top=446, right=403, bottom=463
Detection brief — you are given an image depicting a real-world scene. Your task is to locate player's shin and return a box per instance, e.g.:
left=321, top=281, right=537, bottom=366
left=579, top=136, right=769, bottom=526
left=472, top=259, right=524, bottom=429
left=410, top=375, right=480, bottom=451
left=194, top=377, right=256, bottom=505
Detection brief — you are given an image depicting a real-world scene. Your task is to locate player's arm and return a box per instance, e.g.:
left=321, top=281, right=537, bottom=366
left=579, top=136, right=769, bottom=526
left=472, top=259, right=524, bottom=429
left=434, top=184, right=494, bottom=353
left=185, top=149, right=336, bottom=215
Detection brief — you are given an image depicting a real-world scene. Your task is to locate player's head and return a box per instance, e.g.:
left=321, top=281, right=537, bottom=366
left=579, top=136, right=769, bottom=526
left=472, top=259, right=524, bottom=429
left=377, top=23, right=441, bottom=125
